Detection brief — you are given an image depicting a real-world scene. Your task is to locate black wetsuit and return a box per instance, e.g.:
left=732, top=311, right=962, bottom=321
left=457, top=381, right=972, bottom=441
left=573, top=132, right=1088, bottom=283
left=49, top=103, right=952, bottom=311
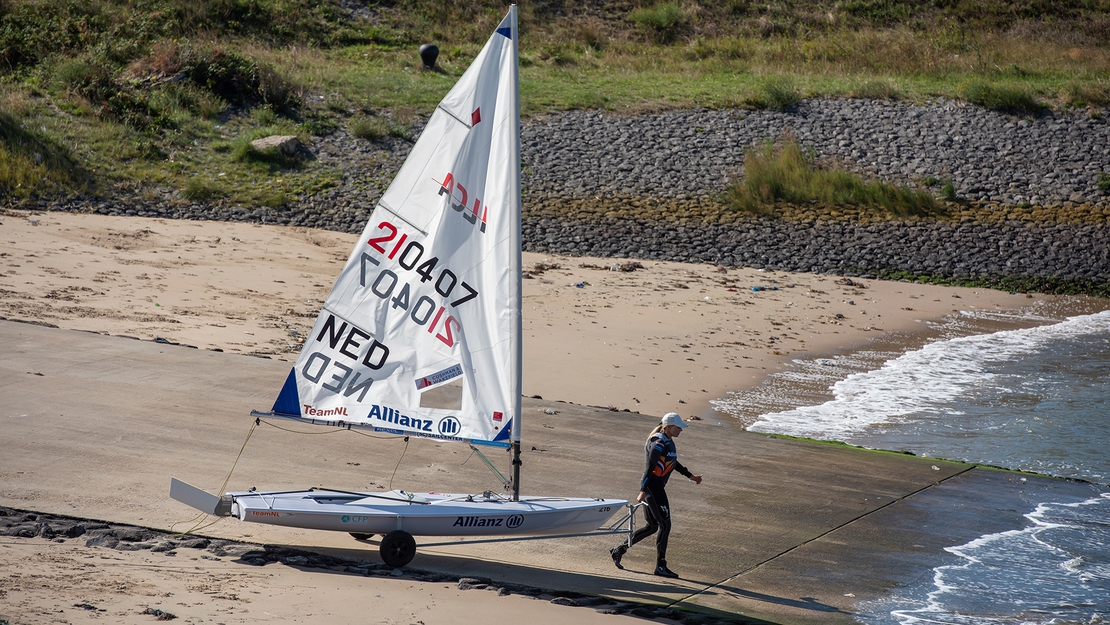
left=629, top=431, right=693, bottom=566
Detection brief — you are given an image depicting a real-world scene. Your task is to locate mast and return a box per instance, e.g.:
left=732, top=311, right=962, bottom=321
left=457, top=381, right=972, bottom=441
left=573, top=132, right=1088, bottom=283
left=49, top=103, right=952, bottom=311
left=509, top=3, right=522, bottom=502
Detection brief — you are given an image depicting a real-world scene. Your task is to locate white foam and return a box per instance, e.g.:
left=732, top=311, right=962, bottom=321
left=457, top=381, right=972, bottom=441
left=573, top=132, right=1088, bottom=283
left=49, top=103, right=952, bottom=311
left=743, top=311, right=1110, bottom=439
left=860, top=493, right=1110, bottom=625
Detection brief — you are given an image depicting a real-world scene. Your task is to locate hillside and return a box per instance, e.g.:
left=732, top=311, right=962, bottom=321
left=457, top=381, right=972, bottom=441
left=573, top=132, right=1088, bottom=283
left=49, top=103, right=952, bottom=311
left=1, top=0, right=1109, bottom=206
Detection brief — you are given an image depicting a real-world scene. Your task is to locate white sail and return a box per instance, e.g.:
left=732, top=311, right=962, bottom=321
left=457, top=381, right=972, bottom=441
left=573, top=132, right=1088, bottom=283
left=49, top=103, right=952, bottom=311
left=271, top=9, right=521, bottom=448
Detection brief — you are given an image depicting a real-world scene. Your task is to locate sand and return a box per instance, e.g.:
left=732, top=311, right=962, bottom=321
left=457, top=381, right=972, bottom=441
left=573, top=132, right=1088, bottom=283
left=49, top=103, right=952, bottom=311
left=0, top=208, right=1040, bottom=419
left=0, top=208, right=1052, bottom=624
left=0, top=537, right=669, bottom=624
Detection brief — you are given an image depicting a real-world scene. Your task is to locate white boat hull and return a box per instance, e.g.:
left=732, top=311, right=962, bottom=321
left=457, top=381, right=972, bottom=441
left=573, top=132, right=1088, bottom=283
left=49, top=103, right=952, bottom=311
left=229, top=489, right=627, bottom=536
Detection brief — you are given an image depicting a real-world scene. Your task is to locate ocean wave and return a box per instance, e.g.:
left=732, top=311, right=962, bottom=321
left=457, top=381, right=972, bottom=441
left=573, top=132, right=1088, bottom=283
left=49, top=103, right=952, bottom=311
left=858, top=493, right=1110, bottom=625
left=742, top=310, right=1110, bottom=439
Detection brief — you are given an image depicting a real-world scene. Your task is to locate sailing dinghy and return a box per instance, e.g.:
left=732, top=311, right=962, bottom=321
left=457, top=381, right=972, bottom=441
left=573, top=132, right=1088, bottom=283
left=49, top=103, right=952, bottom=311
left=171, top=6, right=627, bottom=567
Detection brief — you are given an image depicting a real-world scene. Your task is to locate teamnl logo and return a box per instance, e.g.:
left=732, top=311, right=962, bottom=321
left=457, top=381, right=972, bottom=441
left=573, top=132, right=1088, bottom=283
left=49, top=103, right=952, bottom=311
left=434, top=172, right=488, bottom=234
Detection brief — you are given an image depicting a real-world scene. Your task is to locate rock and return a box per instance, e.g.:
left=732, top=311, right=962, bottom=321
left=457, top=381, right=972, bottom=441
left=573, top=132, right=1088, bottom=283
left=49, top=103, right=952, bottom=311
left=550, top=597, right=578, bottom=606
left=85, top=535, right=120, bottom=548
left=250, top=135, right=302, bottom=156
left=457, top=577, right=491, bottom=590
left=113, top=527, right=155, bottom=542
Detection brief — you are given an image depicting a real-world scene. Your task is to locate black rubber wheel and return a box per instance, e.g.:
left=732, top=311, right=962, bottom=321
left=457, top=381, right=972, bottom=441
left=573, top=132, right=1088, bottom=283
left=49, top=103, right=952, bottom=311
left=379, top=530, right=416, bottom=568
left=348, top=532, right=375, bottom=541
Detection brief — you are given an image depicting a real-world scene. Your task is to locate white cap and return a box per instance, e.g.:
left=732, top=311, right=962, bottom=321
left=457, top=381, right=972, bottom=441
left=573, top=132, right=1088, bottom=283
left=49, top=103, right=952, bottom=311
left=661, top=412, right=689, bottom=429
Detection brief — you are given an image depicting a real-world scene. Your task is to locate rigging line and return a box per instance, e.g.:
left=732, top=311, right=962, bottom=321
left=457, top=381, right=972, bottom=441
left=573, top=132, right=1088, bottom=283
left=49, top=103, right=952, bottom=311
left=301, top=487, right=432, bottom=505
left=168, top=512, right=206, bottom=535
left=388, top=436, right=410, bottom=491
left=666, top=464, right=979, bottom=610
left=176, top=419, right=259, bottom=537
left=349, top=428, right=407, bottom=441
left=258, top=419, right=347, bottom=435
left=217, top=419, right=259, bottom=498
left=258, top=416, right=400, bottom=440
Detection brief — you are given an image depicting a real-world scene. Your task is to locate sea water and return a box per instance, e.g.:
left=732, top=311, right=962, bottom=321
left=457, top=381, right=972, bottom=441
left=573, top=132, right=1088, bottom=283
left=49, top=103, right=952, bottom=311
left=711, top=309, right=1110, bottom=624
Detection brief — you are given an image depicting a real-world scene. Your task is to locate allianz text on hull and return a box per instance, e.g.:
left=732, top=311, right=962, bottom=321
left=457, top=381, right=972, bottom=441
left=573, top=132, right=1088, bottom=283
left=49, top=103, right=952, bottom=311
left=232, top=489, right=626, bottom=536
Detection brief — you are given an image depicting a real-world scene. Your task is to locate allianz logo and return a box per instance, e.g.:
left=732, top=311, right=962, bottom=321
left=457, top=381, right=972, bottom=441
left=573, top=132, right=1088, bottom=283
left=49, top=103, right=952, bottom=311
left=368, top=405, right=461, bottom=436
left=452, top=514, right=524, bottom=528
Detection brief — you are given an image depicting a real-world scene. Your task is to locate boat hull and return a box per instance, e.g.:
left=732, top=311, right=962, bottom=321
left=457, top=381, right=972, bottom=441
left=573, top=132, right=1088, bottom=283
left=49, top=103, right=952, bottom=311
left=230, top=489, right=627, bottom=537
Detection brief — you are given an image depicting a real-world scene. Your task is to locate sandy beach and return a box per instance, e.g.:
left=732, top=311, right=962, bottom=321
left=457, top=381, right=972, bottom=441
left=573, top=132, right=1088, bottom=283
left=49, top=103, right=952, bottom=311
left=0, top=208, right=1043, bottom=419
left=0, top=207, right=1081, bottom=624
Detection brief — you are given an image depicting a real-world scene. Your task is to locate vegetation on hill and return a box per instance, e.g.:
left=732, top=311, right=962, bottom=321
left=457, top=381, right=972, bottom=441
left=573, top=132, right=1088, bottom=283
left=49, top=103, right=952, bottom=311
left=1, top=0, right=1108, bottom=205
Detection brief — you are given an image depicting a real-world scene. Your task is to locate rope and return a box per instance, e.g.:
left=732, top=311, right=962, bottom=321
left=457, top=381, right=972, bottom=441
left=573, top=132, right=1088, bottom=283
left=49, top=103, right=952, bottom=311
left=171, top=419, right=258, bottom=536
left=668, top=464, right=978, bottom=609
left=171, top=417, right=413, bottom=535
left=388, top=436, right=410, bottom=491
left=258, top=417, right=399, bottom=440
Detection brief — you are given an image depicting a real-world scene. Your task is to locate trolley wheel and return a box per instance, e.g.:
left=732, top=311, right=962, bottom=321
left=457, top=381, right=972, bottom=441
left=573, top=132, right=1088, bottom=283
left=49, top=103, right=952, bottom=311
left=348, top=533, right=375, bottom=541
left=379, top=530, right=416, bottom=568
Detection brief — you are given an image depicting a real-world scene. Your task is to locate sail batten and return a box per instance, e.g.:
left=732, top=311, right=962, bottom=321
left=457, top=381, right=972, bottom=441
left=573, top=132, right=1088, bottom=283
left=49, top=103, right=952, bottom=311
left=272, top=8, right=520, bottom=449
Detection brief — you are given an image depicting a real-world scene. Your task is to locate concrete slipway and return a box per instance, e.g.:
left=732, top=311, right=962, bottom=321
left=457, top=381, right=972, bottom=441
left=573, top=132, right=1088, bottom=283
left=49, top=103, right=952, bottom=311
left=1, top=320, right=1102, bottom=623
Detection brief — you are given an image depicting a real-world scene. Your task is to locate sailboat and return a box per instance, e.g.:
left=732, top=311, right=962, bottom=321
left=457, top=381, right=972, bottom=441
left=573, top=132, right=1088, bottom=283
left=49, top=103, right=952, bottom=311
left=171, top=6, right=627, bottom=568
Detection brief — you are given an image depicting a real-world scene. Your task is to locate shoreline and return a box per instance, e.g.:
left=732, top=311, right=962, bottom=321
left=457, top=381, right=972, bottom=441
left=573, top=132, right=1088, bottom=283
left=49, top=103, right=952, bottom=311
left=3, top=275, right=1107, bottom=623
left=708, top=294, right=1110, bottom=429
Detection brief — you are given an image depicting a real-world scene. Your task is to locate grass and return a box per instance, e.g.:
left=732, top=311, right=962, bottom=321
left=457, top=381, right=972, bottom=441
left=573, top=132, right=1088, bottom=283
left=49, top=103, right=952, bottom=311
left=959, top=79, right=1044, bottom=114
left=629, top=3, right=687, bottom=44
left=750, top=77, right=802, bottom=111
left=1, top=0, right=1109, bottom=204
left=723, top=136, right=941, bottom=217
left=0, top=109, right=90, bottom=198
left=349, top=116, right=409, bottom=141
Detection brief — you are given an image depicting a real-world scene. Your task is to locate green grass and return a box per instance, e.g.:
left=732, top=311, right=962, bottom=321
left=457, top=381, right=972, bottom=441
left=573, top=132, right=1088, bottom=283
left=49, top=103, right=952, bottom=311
left=182, top=176, right=226, bottom=201
left=724, top=136, right=941, bottom=217
left=629, top=3, right=687, bottom=44
left=349, top=116, right=409, bottom=141
left=750, top=76, right=802, bottom=111
left=0, top=108, right=90, bottom=198
left=2, top=0, right=1109, bottom=204
left=1097, top=173, right=1110, bottom=191
left=960, top=79, right=1044, bottom=114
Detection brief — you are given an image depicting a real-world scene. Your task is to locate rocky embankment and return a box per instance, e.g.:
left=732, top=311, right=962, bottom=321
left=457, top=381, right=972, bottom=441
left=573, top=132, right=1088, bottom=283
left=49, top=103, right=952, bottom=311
left=19, top=99, right=1110, bottom=291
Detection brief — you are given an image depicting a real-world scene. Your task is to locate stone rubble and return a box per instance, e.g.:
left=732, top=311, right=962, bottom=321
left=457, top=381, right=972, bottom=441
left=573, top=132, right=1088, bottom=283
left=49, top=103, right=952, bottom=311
left=14, top=99, right=1110, bottom=288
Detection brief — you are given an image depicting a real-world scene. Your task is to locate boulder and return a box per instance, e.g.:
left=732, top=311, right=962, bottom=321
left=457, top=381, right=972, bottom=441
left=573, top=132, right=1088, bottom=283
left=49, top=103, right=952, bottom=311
left=250, top=135, right=302, bottom=156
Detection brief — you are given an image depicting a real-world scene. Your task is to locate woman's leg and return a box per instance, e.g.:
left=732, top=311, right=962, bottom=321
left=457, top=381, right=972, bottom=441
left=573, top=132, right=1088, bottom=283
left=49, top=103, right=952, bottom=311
left=610, top=487, right=663, bottom=568
left=629, top=493, right=662, bottom=547
left=650, top=486, right=672, bottom=567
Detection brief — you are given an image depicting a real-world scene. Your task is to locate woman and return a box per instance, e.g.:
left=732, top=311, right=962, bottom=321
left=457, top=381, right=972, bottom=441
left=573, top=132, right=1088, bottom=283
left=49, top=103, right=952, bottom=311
left=610, top=412, right=703, bottom=578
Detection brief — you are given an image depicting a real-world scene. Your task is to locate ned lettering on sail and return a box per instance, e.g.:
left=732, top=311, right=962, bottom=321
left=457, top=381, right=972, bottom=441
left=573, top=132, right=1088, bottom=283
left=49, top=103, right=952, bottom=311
left=299, top=312, right=390, bottom=402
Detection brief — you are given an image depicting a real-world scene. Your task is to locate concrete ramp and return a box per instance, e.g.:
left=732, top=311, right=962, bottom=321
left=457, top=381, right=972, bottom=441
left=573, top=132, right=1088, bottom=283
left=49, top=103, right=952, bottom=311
left=0, top=319, right=1102, bottom=623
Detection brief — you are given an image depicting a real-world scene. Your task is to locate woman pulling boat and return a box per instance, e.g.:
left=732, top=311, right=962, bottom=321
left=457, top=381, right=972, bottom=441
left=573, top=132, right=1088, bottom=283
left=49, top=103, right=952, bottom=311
left=610, top=412, right=703, bottom=578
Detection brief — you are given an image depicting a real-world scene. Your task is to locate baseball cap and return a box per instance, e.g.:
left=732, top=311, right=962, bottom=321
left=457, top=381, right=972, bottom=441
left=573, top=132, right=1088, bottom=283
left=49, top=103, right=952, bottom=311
left=661, top=412, right=689, bottom=428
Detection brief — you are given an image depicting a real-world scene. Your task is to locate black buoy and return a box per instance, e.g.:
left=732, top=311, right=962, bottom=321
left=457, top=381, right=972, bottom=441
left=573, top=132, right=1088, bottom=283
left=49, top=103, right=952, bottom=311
left=419, top=44, right=439, bottom=70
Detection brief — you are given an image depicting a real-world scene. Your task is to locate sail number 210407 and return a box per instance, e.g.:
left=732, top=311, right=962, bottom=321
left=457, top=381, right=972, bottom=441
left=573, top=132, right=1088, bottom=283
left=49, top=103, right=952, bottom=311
left=360, top=220, right=479, bottom=348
